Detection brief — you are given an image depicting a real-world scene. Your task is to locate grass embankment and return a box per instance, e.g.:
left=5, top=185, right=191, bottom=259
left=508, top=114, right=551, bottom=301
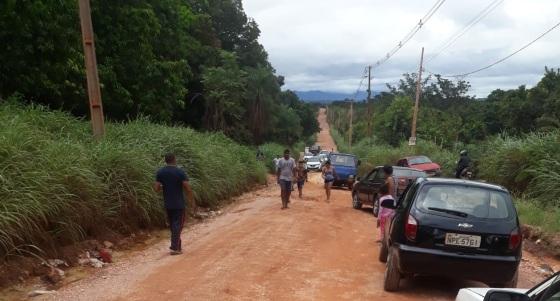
left=0, top=104, right=268, bottom=259
left=331, top=128, right=560, bottom=235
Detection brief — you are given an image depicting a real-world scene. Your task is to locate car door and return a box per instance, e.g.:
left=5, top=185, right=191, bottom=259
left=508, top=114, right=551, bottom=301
left=358, top=168, right=378, bottom=205
left=369, top=169, right=386, bottom=203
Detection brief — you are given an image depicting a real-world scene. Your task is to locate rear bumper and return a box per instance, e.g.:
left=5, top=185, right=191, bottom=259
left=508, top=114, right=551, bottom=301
left=395, top=244, right=520, bottom=283
left=333, top=178, right=355, bottom=186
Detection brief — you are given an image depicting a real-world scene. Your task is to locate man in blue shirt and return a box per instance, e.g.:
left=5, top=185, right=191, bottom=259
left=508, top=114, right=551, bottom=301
left=154, top=153, right=194, bottom=255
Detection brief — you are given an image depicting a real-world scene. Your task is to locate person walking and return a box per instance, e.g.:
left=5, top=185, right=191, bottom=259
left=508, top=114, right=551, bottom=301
left=321, top=161, right=337, bottom=202
left=377, top=184, right=396, bottom=243
left=276, top=149, right=296, bottom=209
left=154, top=153, right=194, bottom=255
left=295, top=160, right=308, bottom=198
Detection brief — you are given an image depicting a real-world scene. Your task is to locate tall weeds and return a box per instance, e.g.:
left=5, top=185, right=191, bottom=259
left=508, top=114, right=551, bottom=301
left=0, top=104, right=267, bottom=258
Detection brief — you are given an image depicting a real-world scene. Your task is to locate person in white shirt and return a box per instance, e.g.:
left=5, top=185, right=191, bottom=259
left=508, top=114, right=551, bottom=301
left=276, top=149, right=296, bottom=209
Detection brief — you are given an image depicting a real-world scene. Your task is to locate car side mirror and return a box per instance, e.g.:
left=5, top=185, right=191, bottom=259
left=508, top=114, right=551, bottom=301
left=380, top=199, right=397, bottom=209
left=483, top=291, right=530, bottom=301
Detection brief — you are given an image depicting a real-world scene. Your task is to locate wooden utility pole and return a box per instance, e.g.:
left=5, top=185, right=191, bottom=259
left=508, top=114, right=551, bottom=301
left=79, top=0, right=105, bottom=140
left=410, top=47, right=424, bottom=146
left=348, top=99, right=353, bottom=151
left=366, top=65, right=372, bottom=139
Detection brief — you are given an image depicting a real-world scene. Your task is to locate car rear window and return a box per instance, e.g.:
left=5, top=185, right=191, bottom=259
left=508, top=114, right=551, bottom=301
left=330, top=155, right=356, bottom=167
left=415, top=184, right=514, bottom=220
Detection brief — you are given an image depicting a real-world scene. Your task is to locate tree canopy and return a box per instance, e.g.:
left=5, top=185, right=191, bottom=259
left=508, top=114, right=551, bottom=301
left=0, top=0, right=319, bottom=146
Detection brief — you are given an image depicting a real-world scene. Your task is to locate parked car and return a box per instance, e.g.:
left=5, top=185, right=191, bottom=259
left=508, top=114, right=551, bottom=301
left=456, top=272, right=559, bottom=301
left=397, top=155, right=441, bottom=177
left=305, top=156, right=322, bottom=171
left=380, top=178, right=522, bottom=292
left=303, top=152, right=314, bottom=161
left=328, top=153, right=360, bottom=189
left=352, top=166, right=426, bottom=216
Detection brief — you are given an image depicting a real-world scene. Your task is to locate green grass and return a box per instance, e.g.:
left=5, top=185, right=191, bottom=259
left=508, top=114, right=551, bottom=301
left=515, top=198, right=560, bottom=234
left=0, top=103, right=267, bottom=259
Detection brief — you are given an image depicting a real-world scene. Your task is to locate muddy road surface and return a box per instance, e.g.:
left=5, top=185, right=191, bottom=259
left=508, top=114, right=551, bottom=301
left=38, top=108, right=557, bottom=301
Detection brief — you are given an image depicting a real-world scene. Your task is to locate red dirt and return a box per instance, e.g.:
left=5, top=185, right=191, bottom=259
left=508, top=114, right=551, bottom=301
left=32, top=108, right=558, bottom=301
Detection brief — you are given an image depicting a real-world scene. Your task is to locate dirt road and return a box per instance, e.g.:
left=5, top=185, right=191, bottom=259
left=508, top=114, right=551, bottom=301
left=39, top=108, right=557, bottom=301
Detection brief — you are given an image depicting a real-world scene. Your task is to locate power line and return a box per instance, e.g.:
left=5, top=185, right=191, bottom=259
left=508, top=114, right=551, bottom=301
left=426, top=0, right=504, bottom=63
left=351, top=67, right=368, bottom=100
left=444, top=20, right=560, bottom=77
left=372, top=0, right=446, bottom=69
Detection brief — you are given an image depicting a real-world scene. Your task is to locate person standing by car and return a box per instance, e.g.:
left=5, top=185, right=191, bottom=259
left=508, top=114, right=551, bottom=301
left=321, top=161, right=337, bottom=202
left=277, top=149, right=296, bottom=209
left=295, top=160, right=308, bottom=198
left=383, top=165, right=397, bottom=199
left=154, top=153, right=194, bottom=255
left=377, top=184, right=395, bottom=242
left=455, top=150, right=471, bottom=178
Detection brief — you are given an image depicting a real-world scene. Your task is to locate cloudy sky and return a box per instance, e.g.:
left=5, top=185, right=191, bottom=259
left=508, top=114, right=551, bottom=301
left=242, top=0, right=560, bottom=97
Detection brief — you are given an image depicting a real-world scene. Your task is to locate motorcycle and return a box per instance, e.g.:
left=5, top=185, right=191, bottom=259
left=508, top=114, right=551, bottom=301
left=459, top=167, right=473, bottom=180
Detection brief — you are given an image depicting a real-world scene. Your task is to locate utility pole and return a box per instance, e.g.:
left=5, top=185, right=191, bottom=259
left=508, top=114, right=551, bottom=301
left=366, top=65, right=372, bottom=140
left=79, top=0, right=105, bottom=140
left=348, top=99, right=353, bottom=151
left=410, top=47, right=424, bottom=146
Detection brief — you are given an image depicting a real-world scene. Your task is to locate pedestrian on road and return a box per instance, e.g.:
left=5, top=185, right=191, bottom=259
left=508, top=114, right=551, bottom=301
left=321, top=161, right=337, bottom=202
left=273, top=155, right=280, bottom=170
left=377, top=184, right=396, bottom=243
left=154, top=153, right=194, bottom=255
left=383, top=165, right=397, bottom=199
left=295, top=160, right=308, bottom=198
left=277, top=149, right=296, bottom=209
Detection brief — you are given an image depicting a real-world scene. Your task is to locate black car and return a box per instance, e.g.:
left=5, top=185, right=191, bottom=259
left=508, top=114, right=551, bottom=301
left=352, top=166, right=426, bottom=216
left=379, top=178, right=522, bottom=292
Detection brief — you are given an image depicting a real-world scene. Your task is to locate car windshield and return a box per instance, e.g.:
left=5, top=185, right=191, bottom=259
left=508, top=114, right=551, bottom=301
left=415, top=184, right=513, bottom=219
left=330, top=155, right=356, bottom=167
left=409, top=156, right=432, bottom=165
left=307, top=157, right=320, bottom=162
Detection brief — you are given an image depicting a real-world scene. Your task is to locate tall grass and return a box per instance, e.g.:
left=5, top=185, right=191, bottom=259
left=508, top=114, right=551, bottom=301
left=0, top=103, right=267, bottom=258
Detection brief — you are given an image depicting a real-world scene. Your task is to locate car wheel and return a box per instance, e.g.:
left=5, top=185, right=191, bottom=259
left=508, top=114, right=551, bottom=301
left=352, top=193, right=362, bottom=209
left=490, top=270, right=518, bottom=288
left=384, top=247, right=401, bottom=292
left=378, top=239, right=388, bottom=263
left=372, top=194, right=380, bottom=217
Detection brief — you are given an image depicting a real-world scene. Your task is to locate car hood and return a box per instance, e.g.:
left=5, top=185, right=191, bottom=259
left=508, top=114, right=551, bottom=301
left=409, top=162, right=440, bottom=171
left=333, top=165, right=357, bottom=177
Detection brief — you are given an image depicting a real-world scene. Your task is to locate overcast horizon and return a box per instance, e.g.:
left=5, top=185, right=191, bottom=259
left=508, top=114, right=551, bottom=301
left=243, top=0, right=560, bottom=98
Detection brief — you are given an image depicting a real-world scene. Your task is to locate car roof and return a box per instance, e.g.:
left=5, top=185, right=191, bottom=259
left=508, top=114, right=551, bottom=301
left=374, top=166, right=425, bottom=172
left=417, top=177, right=508, bottom=192
left=403, top=155, right=429, bottom=159
left=329, top=152, right=356, bottom=157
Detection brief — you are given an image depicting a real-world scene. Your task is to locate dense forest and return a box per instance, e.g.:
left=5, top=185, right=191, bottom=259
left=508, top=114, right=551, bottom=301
left=328, top=68, right=560, bottom=148
left=0, top=0, right=319, bottom=145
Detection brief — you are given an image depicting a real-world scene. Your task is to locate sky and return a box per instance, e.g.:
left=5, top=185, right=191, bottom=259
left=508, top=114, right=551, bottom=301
left=242, top=0, right=560, bottom=97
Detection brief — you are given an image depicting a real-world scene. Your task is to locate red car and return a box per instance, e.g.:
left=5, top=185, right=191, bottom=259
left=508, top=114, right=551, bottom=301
left=396, top=155, right=441, bottom=177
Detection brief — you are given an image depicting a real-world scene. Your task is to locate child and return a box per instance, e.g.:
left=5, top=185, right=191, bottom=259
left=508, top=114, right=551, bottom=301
left=295, top=160, right=308, bottom=198
left=377, top=184, right=396, bottom=242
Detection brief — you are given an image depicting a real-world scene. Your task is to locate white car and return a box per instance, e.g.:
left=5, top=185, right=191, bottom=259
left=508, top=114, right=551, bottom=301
left=303, top=152, right=315, bottom=161
left=456, top=272, right=559, bottom=301
left=305, top=156, right=322, bottom=171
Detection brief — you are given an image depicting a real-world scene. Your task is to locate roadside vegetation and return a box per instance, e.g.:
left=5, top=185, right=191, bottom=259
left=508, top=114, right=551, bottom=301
left=328, top=68, right=560, bottom=235
left=0, top=103, right=270, bottom=260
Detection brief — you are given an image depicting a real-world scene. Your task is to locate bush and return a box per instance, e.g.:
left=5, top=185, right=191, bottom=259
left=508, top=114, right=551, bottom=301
left=0, top=104, right=266, bottom=258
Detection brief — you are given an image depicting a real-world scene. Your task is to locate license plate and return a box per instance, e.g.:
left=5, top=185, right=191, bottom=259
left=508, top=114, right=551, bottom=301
left=445, top=233, right=481, bottom=248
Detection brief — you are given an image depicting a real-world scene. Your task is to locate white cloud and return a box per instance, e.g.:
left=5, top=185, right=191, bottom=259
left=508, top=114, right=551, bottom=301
left=242, top=0, right=560, bottom=96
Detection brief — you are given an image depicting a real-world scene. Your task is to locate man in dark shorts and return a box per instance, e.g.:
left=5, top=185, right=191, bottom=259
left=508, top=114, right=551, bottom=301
left=276, top=149, right=296, bottom=209
left=154, top=153, right=194, bottom=255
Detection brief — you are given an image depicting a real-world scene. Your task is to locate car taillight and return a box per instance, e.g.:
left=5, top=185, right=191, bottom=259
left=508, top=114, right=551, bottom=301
left=405, top=214, right=418, bottom=241
left=509, top=228, right=522, bottom=250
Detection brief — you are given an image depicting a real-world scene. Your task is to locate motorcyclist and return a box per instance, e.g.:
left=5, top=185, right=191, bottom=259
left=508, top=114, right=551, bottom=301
left=455, top=150, right=471, bottom=179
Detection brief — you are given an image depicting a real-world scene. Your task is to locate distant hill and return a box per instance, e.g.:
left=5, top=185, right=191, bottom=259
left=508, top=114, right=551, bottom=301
left=295, top=90, right=379, bottom=103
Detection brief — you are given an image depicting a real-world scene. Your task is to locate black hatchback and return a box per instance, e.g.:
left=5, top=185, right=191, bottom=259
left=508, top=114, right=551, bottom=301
left=379, top=178, right=522, bottom=292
